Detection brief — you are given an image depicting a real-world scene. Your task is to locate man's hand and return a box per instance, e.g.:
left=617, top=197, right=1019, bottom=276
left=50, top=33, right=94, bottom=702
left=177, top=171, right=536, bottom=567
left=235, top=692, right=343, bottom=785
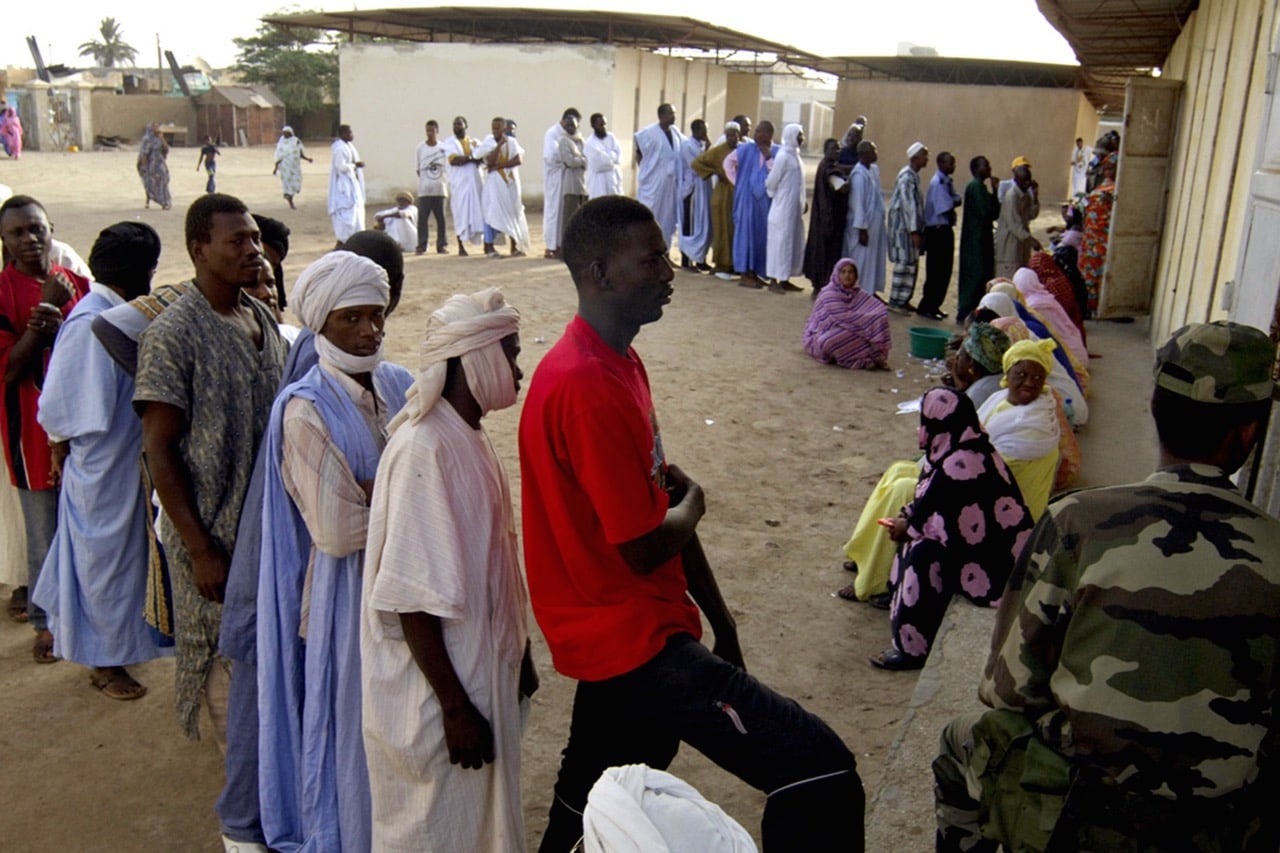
left=988, top=177, right=999, bottom=193
left=665, top=464, right=705, bottom=522
left=48, top=440, right=69, bottom=488
left=442, top=701, right=495, bottom=769
left=911, top=232, right=923, bottom=250
left=27, top=303, right=63, bottom=339
left=190, top=542, right=230, bottom=603
left=519, top=641, right=540, bottom=700
left=858, top=228, right=869, bottom=247
left=40, top=274, right=73, bottom=308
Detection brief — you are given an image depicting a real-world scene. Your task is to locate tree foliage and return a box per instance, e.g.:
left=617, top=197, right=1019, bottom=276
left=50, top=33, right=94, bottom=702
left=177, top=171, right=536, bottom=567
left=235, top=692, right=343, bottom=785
left=78, top=17, right=140, bottom=68
left=232, top=16, right=339, bottom=113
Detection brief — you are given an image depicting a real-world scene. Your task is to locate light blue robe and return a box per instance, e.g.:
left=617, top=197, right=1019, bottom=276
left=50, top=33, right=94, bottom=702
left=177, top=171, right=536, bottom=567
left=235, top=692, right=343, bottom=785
left=844, top=162, right=889, bottom=294
left=679, top=136, right=713, bottom=263
left=257, top=360, right=412, bottom=852
left=635, top=121, right=685, bottom=248
left=732, top=141, right=779, bottom=276
left=32, top=289, right=170, bottom=666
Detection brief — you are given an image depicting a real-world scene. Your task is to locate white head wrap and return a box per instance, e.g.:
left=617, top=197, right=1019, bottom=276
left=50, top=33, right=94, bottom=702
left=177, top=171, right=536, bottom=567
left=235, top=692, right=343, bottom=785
left=977, top=291, right=1017, bottom=319
left=281, top=125, right=293, bottom=135
left=390, top=287, right=521, bottom=431
left=723, top=121, right=741, bottom=134
left=907, top=141, right=927, bottom=158
left=290, top=250, right=390, bottom=374
left=782, top=123, right=802, bottom=154
left=582, top=764, right=757, bottom=853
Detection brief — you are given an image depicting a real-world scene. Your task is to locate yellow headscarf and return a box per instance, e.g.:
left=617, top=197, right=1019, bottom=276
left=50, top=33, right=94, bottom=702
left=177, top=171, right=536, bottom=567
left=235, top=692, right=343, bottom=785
left=1001, top=338, right=1056, bottom=388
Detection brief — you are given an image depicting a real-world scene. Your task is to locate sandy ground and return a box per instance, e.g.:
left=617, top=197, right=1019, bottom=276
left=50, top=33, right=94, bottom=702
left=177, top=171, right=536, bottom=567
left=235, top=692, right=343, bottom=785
left=0, top=145, right=1151, bottom=850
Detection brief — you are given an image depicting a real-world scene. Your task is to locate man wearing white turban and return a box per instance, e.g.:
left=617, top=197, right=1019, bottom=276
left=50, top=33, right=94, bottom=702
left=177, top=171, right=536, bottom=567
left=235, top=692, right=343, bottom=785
left=256, top=251, right=414, bottom=852
left=360, top=287, right=533, bottom=852
left=764, top=123, right=806, bottom=292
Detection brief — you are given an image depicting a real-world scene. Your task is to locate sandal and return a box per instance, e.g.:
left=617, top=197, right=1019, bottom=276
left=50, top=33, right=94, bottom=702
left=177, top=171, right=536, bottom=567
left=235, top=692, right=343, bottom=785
left=90, top=667, right=147, bottom=701
left=836, top=584, right=860, bottom=602
left=8, top=585, right=28, bottom=622
left=842, top=560, right=859, bottom=574
left=869, top=649, right=924, bottom=671
left=33, top=629, right=58, bottom=664
left=868, top=592, right=892, bottom=610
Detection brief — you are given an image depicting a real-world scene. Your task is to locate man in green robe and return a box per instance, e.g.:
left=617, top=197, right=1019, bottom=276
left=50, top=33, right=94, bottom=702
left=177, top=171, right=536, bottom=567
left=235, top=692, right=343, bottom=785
left=957, top=155, right=1000, bottom=322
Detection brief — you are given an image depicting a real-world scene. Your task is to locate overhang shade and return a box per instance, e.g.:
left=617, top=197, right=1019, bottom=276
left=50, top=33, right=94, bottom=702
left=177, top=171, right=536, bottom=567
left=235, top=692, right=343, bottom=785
left=1036, top=0, right=1199, bottom=110
left=263, top=7, right=822, bottom=65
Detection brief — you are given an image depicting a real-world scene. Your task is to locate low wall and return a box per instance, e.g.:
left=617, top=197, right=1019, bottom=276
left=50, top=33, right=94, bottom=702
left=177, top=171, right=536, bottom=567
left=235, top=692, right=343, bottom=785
left=89, top=93, right=195, bottom=143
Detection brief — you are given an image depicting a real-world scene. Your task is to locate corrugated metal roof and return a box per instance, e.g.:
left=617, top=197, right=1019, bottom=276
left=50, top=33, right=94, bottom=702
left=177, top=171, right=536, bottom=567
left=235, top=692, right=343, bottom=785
left=263, top=7, right=820, bottom=65
left=197, top=85, right=285, bottom=109
left=1036, top=0, right=1198, bottom=110
left=808, top=56, right=1081, bottom=89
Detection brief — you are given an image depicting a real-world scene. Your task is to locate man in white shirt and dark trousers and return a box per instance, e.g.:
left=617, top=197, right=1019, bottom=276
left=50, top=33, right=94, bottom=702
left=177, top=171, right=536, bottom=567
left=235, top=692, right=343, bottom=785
left=415, top=120, right=450, bottom=255
left=917, top=151, right=962, bottom=321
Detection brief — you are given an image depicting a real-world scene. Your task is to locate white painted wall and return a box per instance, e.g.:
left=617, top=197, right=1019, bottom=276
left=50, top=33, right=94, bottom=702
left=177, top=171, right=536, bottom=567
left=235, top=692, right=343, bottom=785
left=338, top=42, right=728, bottom=207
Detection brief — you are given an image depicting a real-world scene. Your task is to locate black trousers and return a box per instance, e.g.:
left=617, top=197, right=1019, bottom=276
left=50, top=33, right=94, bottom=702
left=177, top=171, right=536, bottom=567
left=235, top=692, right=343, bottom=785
left=538, top=633, right=864, bottom=852
left=918, top=225, right=954, bottom=314
left=415, top=195, right=447, bottom=251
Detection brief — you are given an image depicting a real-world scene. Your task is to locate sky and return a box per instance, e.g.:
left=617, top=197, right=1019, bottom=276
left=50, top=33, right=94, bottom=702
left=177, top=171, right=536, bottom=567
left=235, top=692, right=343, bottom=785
left=7, top=1, right=1077, bottom=72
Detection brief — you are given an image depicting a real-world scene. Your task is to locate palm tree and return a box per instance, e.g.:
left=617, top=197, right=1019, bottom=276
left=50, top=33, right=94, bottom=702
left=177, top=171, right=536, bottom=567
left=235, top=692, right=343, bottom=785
left=78, top=17, right=139, bottom=68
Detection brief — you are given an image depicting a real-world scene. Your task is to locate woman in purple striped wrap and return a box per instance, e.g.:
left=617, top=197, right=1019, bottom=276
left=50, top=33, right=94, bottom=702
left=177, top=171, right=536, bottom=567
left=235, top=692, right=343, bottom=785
left=803, top=258, right=891, bottom=370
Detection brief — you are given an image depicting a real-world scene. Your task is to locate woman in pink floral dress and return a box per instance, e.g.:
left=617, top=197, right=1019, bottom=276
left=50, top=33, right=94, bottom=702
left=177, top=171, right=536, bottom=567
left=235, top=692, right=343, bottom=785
left=870, top=386, right=1035, bottom=671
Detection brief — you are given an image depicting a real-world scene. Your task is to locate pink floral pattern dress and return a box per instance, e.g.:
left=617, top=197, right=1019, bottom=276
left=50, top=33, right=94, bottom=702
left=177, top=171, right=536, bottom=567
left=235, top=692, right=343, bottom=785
left=886, top=386, right=1036, bottom=664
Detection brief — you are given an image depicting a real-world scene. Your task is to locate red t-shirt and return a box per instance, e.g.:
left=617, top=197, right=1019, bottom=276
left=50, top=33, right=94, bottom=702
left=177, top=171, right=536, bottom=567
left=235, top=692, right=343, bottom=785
left=519, top=315, right=702, bottom=681
left=0, top=263, right=89, bottom=489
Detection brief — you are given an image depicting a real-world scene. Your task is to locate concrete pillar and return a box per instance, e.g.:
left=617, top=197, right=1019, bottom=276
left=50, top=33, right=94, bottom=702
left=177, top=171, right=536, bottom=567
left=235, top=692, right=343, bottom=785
left=18, top=82, right=50, bottom=152
left=67, top=82, right=93, bottom=151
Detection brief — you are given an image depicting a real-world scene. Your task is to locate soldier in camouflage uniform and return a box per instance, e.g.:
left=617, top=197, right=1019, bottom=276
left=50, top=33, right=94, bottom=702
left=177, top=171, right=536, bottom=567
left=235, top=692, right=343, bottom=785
left=933, top=320, right=1280, bottom=852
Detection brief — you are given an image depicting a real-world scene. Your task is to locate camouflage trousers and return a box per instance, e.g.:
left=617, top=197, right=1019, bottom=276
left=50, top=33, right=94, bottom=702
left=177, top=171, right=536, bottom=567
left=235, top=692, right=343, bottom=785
left=934, top=711, right=1276, bottom=853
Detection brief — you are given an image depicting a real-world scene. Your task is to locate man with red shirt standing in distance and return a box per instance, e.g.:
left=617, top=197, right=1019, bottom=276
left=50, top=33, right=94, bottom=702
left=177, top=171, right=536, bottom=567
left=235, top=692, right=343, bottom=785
left=0, top=195, right=89, bottom=662
left=520, top=195, right=864, bottom=851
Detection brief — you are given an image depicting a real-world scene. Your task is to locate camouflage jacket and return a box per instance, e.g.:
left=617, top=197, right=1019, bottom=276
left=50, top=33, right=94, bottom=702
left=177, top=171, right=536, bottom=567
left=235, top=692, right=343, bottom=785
left=980, top=463, right=1280, bottom=801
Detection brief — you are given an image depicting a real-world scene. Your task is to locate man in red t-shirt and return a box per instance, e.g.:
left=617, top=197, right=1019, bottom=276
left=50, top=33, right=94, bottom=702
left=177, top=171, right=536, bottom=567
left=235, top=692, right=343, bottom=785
left=520, top=196, right=865, bottom=851
left=0, top=195, right=89, bottom=660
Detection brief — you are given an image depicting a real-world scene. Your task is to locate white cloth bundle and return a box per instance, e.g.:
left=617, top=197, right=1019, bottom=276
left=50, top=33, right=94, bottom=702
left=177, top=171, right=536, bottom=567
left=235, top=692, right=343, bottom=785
left=582, top=764, right=757, bottom=853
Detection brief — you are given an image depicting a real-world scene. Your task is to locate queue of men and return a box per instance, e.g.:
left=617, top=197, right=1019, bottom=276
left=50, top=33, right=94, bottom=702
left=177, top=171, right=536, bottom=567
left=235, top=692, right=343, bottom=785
left=317, top=105, right=1049, bottom=319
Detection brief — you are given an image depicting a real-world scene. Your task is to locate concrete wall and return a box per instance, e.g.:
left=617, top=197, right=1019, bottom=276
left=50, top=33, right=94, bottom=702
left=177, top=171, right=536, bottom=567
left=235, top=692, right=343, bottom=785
left=1149, top=0, right=1277, bottom=342
left=339, top=42, right=727, bottom=205
left=834, top=79, right=1090, bottom=201
left=88, top=92, right=196, bottom=142
left=726, top=73, right=762, bottom=126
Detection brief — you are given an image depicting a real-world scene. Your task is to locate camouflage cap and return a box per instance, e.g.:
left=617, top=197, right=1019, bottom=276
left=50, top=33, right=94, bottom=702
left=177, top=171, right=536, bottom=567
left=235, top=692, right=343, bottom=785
left=1153, top=321, right=1276, bottom=404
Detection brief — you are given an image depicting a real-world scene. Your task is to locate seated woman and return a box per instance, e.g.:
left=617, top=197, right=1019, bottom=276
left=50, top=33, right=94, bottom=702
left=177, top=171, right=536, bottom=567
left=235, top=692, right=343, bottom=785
left=803, top=258, right=891, bottom=370
left=869, top=387, right=1035, bottom=671
left=978, top=290, right=1089, bottom=428
left=1012, top=267, right=1090, bottom=393
left=977, top=339, right=1062, bottom=520
left=837, top=324, right=1010, bottom=603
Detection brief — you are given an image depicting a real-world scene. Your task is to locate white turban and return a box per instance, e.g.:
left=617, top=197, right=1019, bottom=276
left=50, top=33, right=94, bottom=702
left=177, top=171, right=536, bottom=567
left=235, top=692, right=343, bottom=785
left=290, top=250, right=389, bottom=331
left=290, top=251, right=391, bottom=374
left=907, top=141, right=927, bottom=158
left=583, top=764, right=757, bottom=853
left=390, top=287, right=521, bottom=431
left=723, top=121, right=741, bottom=133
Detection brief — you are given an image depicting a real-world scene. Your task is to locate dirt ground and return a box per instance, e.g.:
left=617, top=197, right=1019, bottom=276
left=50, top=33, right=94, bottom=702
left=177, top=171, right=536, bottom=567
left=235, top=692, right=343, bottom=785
left=0, top=145, right=1151, bottom=850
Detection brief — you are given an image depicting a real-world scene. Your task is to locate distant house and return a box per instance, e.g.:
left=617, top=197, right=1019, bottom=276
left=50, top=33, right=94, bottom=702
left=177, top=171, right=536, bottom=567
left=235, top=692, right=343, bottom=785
left=194, top=85, right=284, bottom=145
